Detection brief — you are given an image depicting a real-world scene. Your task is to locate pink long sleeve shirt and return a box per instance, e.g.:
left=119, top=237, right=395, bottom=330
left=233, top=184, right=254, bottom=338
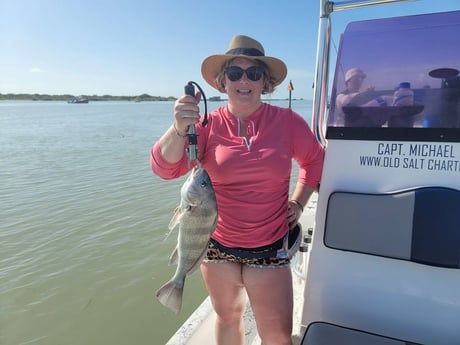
left=151, top=103, right=324, bottom=248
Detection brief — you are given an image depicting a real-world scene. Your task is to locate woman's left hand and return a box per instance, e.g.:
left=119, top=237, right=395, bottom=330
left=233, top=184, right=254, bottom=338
left=287, top=200, right=303, bottom=230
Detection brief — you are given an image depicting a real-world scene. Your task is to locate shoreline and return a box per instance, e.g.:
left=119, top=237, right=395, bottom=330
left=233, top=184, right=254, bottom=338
left=0, top=93, right=177, bottom=102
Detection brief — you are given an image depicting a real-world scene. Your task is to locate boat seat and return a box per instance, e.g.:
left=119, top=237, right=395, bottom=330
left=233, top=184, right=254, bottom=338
left=301, top=322, right=423, bottom=345
left=324, top=187, right=460, bottom=268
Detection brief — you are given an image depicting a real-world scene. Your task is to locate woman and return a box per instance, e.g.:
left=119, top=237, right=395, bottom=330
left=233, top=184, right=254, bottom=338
left=151, top=35, right=324, bottom=345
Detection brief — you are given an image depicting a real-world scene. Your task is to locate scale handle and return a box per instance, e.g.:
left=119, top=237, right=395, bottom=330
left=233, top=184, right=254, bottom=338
left=184, top=83, right=198, bottom=165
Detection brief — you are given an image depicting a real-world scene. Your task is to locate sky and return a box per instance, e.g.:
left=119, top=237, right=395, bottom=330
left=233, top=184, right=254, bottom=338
left=1, top=0, right=458, bottom=100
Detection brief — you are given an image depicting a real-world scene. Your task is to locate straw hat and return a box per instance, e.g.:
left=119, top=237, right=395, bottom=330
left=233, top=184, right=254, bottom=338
left=345, top=68, right=366, bottom=82
left=201, top=35, right=287, bottom=91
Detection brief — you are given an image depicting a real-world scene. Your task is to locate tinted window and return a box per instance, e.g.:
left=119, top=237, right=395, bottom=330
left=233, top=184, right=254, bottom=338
left=329, top=11, right=460, bottom=129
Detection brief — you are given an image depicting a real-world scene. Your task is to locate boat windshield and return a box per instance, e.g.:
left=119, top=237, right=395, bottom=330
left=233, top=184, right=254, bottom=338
left=328, top=10, right=460, bottom=129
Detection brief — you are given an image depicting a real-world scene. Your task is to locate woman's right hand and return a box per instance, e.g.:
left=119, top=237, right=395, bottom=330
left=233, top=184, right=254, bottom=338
left=173, top=92, right=202, bottom=136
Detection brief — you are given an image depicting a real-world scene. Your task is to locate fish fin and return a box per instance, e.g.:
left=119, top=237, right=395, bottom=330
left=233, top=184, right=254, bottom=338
left=155, top=280, right=183, bottom=314
left=167, top=207, right=183, bottom=230
left=169, top=246, right=178, bottom=266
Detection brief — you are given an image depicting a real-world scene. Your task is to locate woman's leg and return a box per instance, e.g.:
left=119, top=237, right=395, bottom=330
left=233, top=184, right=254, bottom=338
left=243, top=265, right=293, bottom=345
left=201, top=262, right=247, bottom=345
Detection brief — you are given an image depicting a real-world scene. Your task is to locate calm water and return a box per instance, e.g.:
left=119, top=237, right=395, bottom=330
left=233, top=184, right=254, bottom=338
left=0, top=99, right=312, bottom=345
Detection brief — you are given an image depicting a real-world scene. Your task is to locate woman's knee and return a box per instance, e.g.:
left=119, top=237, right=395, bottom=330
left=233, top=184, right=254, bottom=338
left=212, top=294, right=246, bottom=324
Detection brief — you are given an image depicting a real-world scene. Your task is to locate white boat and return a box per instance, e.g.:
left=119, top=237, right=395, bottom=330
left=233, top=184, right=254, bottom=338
left=67, top=97, right=89, bottom=104
left=166, top=1, right=460, bottom=344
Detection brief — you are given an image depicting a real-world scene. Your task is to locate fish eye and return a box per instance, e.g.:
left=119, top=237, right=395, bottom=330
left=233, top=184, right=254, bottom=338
left=200, top=181, right=208, bottom=188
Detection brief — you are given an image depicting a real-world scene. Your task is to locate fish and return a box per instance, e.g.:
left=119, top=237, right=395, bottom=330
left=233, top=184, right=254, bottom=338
left=156, top=167, right=218, bottom=314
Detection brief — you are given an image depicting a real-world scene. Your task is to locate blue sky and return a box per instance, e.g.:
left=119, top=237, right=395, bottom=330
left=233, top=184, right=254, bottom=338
left=1, top=0, right=458, bottom=99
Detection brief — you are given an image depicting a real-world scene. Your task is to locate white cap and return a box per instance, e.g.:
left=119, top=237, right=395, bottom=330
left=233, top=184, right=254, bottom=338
left=345, top=68, right=366, bottom=82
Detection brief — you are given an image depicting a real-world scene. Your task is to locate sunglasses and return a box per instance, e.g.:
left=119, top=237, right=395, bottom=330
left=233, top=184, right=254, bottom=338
left=225, top=66, right=265, bottom=82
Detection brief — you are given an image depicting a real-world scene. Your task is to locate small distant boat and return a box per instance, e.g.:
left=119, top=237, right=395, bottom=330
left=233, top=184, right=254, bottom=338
left=68, top=97, right=89, bottom=104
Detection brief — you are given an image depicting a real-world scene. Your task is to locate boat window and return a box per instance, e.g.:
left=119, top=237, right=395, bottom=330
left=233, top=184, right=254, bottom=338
left=328, top=11, right=460, bottom=130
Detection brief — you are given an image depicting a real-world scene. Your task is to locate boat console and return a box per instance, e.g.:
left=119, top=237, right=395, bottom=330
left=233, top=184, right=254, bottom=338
left=301, top=9, right=460, bottom=345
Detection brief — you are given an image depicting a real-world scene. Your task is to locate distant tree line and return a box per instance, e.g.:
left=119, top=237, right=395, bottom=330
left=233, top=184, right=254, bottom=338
left=0, top=93, right=177, bottom=102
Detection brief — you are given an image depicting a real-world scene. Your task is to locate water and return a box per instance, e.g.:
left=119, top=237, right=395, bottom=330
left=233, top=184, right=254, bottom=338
left=0, top=99, right=313, bottom=345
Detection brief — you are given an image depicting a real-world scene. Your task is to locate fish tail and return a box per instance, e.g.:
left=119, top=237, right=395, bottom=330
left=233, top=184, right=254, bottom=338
left=155, top=281, right=183, bottom=314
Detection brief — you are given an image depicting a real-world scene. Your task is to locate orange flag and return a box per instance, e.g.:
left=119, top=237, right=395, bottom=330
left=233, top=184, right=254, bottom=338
left=287, top=80, right=294, bottom=91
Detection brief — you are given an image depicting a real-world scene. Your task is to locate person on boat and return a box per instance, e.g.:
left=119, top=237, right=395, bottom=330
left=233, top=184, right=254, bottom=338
left=150, top=35, right=324, bottom=345
left=334, top=67, right=376, bottom=125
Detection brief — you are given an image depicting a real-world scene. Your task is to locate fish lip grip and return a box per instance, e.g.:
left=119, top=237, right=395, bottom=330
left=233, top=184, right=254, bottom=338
left=184, top=81, right=208, bottom=168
